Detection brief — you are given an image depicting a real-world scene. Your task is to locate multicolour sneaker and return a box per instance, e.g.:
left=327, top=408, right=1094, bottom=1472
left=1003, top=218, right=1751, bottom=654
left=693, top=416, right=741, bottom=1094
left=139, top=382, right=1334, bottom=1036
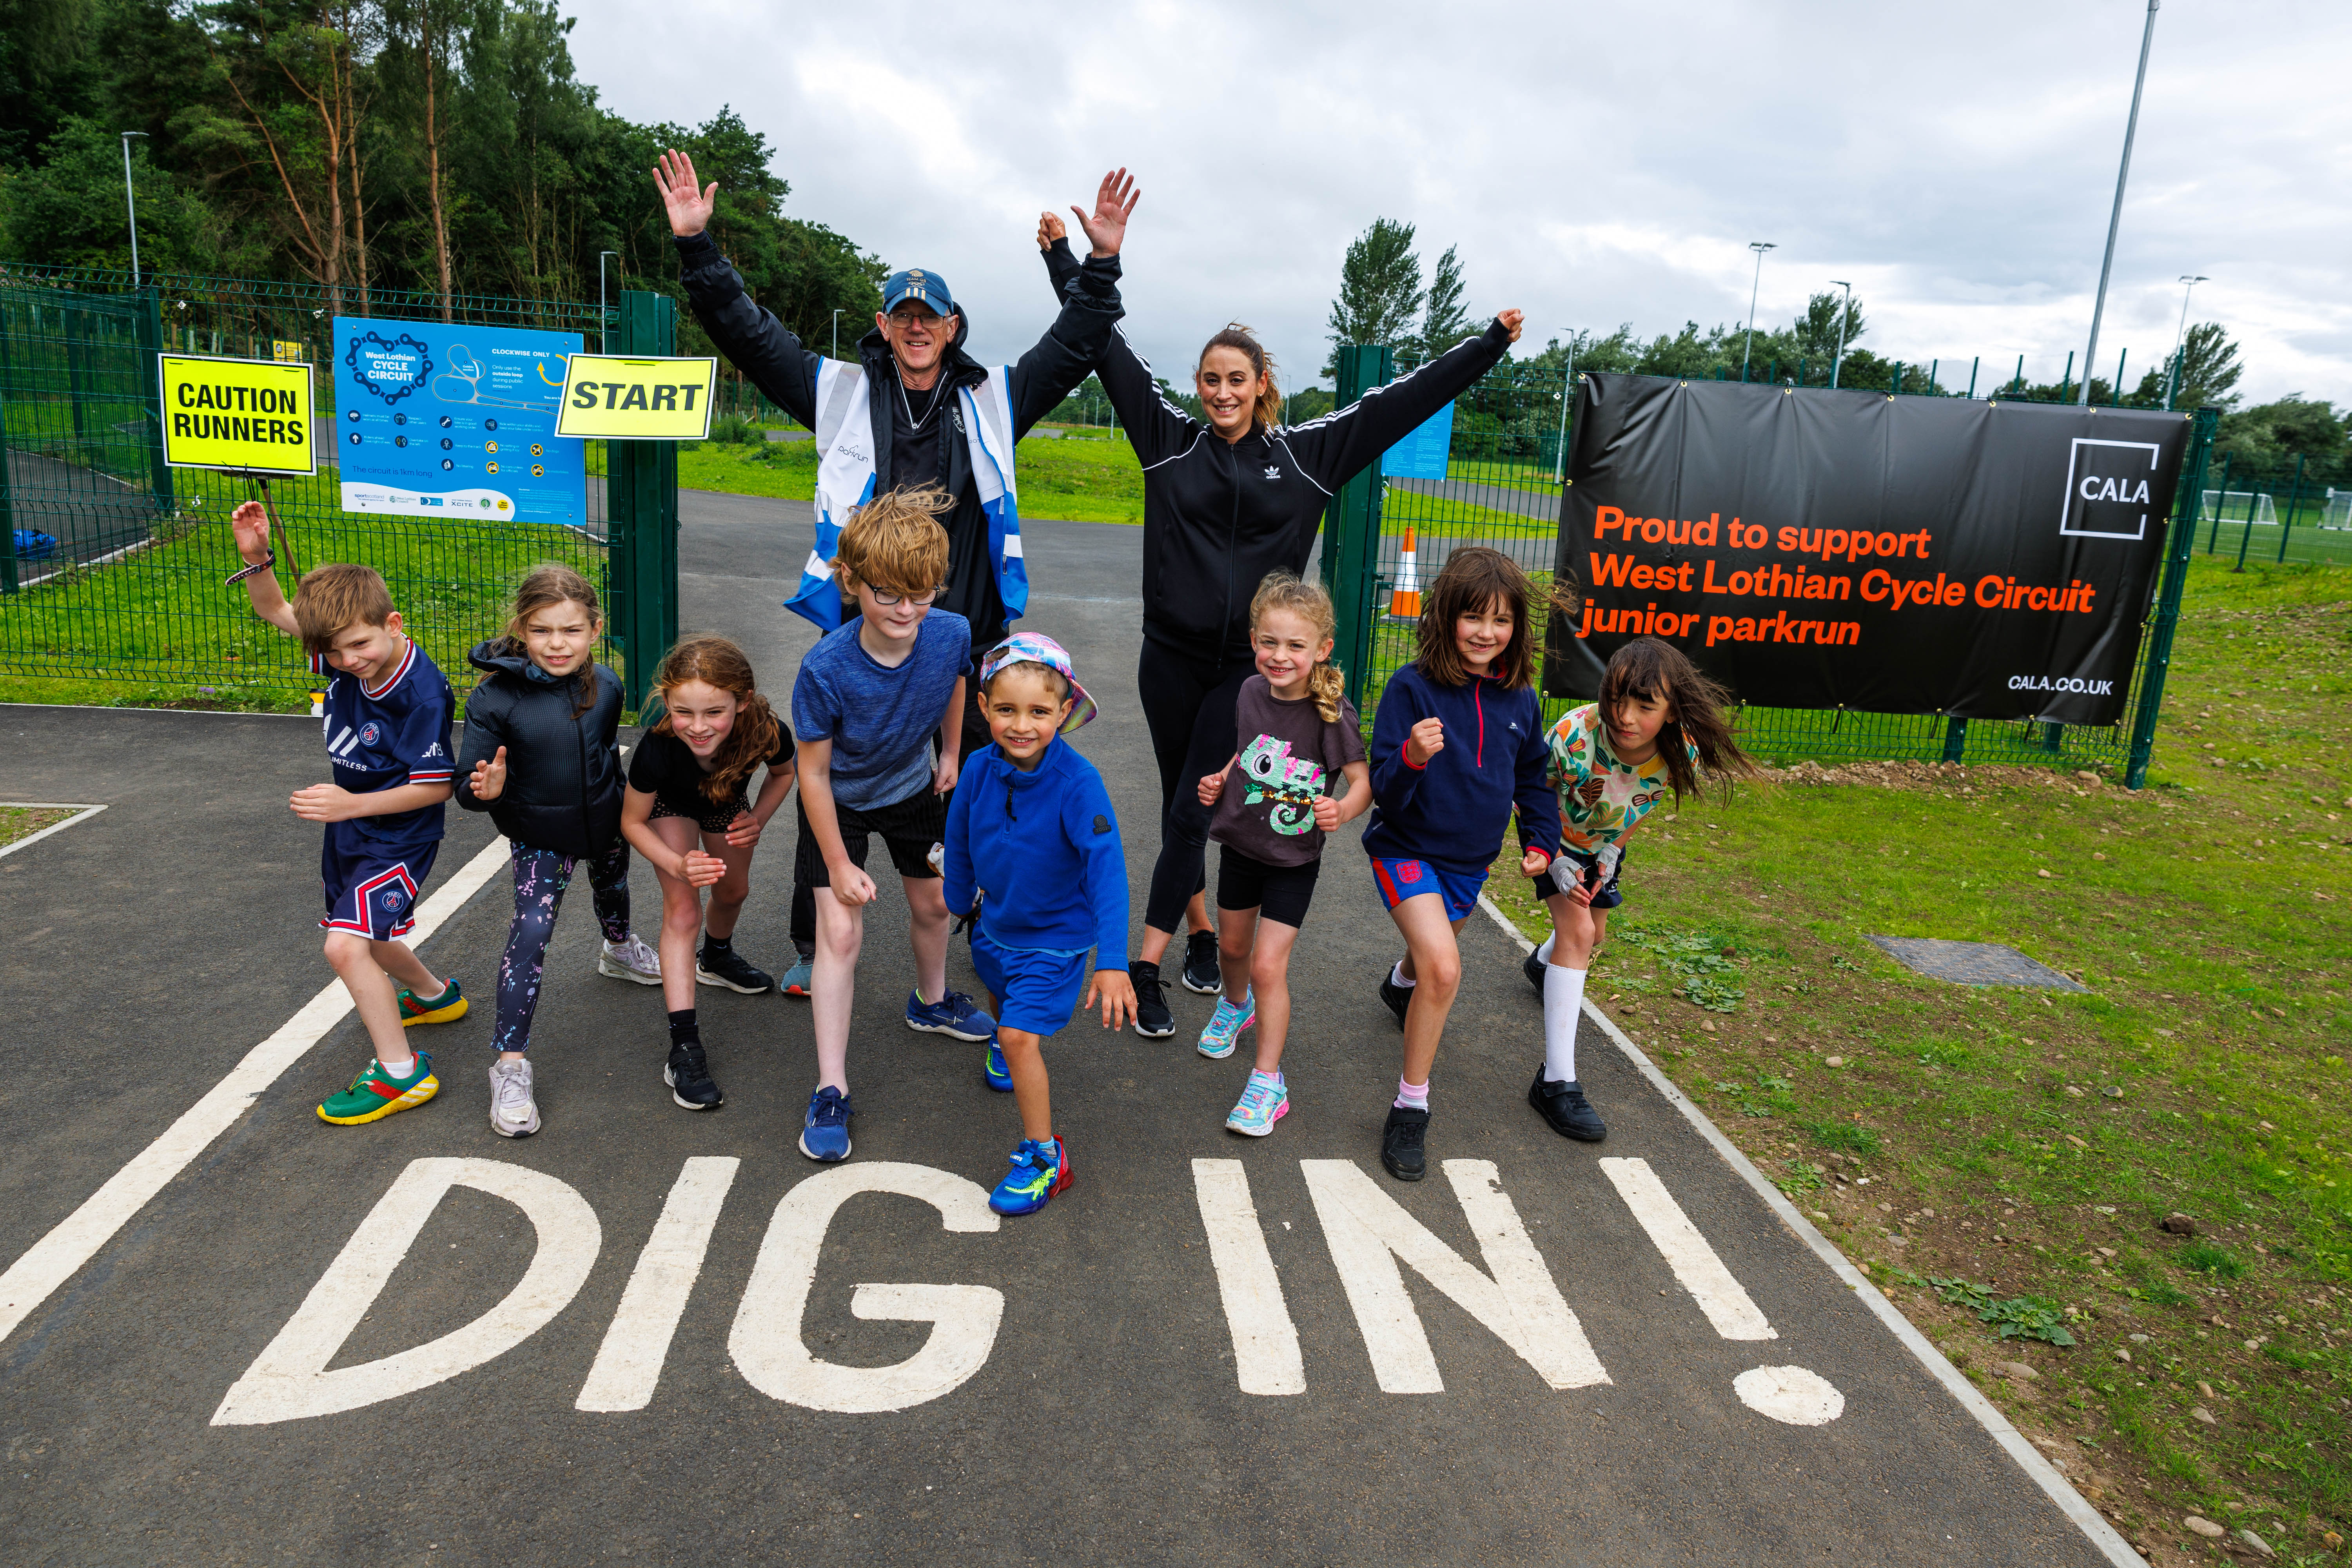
left=317, top=1052, right=438, bottom=1125
left=989, top=1136, right=1071, bottom=1216
left=396, top=978, right=466, bottom=1026
left=1196, top=992, right=1256, bottom=1059
left=984, top=1039, right=1014, bottom=1093
left=1225, top=1076, right=1290, bottom=1137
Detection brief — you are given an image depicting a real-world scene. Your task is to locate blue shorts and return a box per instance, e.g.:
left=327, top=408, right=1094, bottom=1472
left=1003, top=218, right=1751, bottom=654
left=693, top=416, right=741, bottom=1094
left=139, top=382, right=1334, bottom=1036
left=1368, top=855, right=1488, bottom=922
left=970, top=927, right=1089, bottom=1038
left=320, top=837, right=439, bottom=941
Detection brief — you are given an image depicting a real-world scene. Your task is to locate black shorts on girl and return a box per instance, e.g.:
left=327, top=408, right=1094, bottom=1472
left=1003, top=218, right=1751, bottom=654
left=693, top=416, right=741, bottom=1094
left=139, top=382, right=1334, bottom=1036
left=650, top=791, right=749, bottom=834
left=1535, top=846, right=1626, bottom=909
left=1216, top=844, right=1321, bottom=927
left=794, top=786, right=946, bottom=887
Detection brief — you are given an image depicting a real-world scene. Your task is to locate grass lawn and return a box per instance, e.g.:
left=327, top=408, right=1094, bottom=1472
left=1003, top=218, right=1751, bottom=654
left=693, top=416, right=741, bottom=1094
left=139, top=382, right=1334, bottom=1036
left=0, top=804, right=74, bottom=849
left=1482, top=555, right=2352, bottom=1564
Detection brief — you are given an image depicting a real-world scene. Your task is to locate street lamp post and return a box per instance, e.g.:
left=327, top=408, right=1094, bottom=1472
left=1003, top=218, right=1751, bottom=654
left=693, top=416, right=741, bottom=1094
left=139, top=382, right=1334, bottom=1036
left=1740, top=242, right=1777, bottom=381
left=2080, top=0, right=2162, bottom=407
left=1552, top=328, right=1576, bottom=484
left=2165, top=273, right=2207, bottom=410
left=831, top=309, right=846, bottom=361
left=119, top=132, right=147, bottom=280
left=1828, top=279, right=1853, bottom=388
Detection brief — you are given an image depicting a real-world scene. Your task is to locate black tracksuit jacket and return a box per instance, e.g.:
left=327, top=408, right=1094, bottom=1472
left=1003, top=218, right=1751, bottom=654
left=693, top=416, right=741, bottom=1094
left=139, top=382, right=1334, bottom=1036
left=1042, top=238, right=1512, bottom=666
left=454, top=640, right=626, bottom=857
left=676, top=230, right=1124, bottom=652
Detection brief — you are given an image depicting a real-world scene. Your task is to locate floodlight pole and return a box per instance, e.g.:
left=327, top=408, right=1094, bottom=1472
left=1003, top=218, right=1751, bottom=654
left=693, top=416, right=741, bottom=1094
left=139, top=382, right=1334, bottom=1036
left=1828, top=280, right=1853, bottom=388
left=120, top=132, right=147, bottom=281
left=2165, top=273, right=2206, bottom=410
left=1741, top=242, right=1776, bottom=382
left=831, top=309, right=846, bottom=361
left=2081, top=0, right=2161, bottom=408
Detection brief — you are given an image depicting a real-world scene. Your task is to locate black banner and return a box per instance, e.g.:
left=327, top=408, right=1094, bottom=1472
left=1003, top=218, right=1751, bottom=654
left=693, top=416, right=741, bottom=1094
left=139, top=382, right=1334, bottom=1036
left=1543, top=375, right=2194, bottom=725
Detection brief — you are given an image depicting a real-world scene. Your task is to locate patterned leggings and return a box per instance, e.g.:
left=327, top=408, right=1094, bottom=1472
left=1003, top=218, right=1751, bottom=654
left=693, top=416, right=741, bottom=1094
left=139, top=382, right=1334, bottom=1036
left=494, top=841, right=633, bottom=1053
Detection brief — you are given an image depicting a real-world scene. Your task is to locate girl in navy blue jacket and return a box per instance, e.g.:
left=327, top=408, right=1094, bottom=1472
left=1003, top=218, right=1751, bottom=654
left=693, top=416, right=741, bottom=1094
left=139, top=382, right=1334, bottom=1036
left=1360, top=546, right=1561, bottom=1183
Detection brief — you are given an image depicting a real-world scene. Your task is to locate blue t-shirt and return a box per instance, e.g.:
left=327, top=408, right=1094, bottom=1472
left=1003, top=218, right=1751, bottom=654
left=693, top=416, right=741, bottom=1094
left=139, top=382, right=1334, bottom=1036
left=310, top=639, right=457, bottom=855
left=791, top=611, right=972, bottom=811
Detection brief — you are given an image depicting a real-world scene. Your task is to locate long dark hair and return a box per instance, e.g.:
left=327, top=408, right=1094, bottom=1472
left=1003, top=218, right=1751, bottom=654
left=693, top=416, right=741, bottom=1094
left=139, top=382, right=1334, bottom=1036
left=504, top=563, right=603, bottom=717
left=1414, top=546, right=1536, bottom=690
left=1196, top=323, right=1283, bottom=430
left=1597, top=637, right=1756, bottom=802
left=650, top=634, right=785, bottom=802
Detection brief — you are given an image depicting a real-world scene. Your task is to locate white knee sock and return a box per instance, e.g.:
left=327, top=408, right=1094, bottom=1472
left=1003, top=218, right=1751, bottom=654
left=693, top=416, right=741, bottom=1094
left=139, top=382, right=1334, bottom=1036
left=1542, top=963, right=1587, bottom=1084
left=1534, top=933, right=1556, bottom=965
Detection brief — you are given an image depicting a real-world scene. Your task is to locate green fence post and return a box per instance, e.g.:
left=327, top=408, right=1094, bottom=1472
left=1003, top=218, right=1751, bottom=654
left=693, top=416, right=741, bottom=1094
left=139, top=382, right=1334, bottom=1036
left=1940, top=715, right=1967, bottom=762
left=135, top=286, right=173, bottom=514
left=606, top=288, right=679, bottom=711
left=2207, top=452, right=2230, bottom=553
left=2124, top=408, right=2218, bottom=789
left=2232, top=473, right=2259, bottom=571
left=0, top=296, right=18, bottom=595
left=2276, top=454, right=2304, bottom=564
left=1321, top=344, right=1392, bottom=711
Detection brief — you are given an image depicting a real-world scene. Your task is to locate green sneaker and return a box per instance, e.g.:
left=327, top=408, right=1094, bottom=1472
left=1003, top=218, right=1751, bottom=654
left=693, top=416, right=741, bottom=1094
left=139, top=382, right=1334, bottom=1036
left=396, top=978, right=467, bottom=1026
left=317, top=1052, right=439, bottom=1125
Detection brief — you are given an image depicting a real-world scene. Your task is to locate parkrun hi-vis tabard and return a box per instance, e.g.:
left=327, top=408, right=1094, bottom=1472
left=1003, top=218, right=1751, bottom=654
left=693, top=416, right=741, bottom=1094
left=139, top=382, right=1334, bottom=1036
left=554, top=356, right=720, bottom=440
left=156, top=354, right=318, bottom=475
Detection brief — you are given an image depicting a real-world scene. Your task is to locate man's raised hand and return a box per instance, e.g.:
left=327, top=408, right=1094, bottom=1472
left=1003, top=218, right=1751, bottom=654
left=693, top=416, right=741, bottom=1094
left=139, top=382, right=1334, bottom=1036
left=653, top=149, right=716, bottom=238
left=1071, top=168, right=1138, bottom=260
left=230, top=499, right=272, bottom=563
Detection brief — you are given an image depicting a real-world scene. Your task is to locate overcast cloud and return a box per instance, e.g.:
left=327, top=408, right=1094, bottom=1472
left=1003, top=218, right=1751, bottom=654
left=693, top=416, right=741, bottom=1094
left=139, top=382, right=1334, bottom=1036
left=566, top=0, right=2351, bottom=407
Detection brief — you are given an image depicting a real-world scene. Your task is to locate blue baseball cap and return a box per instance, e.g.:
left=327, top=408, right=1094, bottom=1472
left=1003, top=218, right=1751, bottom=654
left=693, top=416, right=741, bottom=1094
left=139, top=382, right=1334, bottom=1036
left=881, top=267, right=956, bottom=320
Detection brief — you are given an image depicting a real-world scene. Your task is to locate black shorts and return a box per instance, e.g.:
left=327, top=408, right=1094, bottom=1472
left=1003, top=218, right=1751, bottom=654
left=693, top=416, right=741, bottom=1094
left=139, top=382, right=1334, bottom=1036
left=650, top=790, right=749, bottom=835
left=795, top=786, right=947, bottom=886
left=1215, top=844, right=1321, bottom=928
left=1535, top=846, right=1625, bottom=909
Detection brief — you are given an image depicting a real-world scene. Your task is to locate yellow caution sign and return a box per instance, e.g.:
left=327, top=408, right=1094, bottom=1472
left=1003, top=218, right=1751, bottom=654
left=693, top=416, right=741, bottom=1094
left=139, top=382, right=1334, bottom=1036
left=555, top=355, right=720, bottom=440
left=157, top=354, right=319, bottom=475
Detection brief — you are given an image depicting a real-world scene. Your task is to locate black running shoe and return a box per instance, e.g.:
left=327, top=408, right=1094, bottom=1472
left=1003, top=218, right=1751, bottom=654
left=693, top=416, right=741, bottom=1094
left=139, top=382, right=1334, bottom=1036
left=695, top=943, right=773, bottom=995
left=1381, top=1104, right=1430, bottom=1181
left=1528, top=1071, right=1607, bottom=1142
left=1378, top=965, right=1414, bottom=1030
left=1523, top=949, right=1548, bottom=995
left=1181, top=928, right=1222, bottom=995
left=1130, top=960, right=1175, bottom=1038
left=664, top=1041, right=724, bottom=1110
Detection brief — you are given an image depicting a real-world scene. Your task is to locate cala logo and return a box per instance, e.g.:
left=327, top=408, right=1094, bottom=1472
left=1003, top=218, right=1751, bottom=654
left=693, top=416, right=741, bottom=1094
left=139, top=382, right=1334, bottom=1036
left=2059, top=437, right=2163, bottom=542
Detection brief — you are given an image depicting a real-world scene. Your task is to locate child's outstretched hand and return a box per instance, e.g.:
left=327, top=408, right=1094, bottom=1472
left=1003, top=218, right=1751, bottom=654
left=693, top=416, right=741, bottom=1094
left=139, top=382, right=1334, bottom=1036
left=1197, top=769, right=1227, bottom=807
left=723, top=810, right=763, bottom=849
left=1312, top=794, right=1341, bottom=831
left=1085, top=966, right=1138, bottom=1031
left=678, top=848, right=726, bottom=888
left=468, top=745, right=508, bottom=802
left=1405, top=716, right=1445, bottom=767
left=230, top=499, right=271, bottom=561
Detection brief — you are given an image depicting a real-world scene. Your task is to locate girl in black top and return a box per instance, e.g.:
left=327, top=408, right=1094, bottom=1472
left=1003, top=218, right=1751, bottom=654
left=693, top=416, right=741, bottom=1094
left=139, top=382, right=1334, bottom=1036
left=1037, top=216, right=1524, bottom=1033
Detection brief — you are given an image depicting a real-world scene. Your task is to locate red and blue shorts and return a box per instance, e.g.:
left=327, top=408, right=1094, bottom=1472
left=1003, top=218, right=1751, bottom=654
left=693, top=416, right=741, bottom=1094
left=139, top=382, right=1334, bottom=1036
left=1368, top=854, right=1487, bottom=922
left=319, top=837, right=440, bottom=941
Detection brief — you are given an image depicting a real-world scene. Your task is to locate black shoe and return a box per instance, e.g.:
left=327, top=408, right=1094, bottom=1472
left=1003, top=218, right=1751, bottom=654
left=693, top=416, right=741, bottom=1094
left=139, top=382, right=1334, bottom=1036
left=1377, top=965, right=1414, bottom=1030
left=695, top=943, right=773, bottom=995
left=1130, top=960, right=1175, bottom=1038
left=1523, top=949, right=1548, bottom=995
left=1180, top=929, right=1222, bottom=995
left=1529, top=1072, right=1607, bottom=1142
left=664, top=1041, right=724, bottom=1110
left=1381, top=1104, right=1429, bottom=1181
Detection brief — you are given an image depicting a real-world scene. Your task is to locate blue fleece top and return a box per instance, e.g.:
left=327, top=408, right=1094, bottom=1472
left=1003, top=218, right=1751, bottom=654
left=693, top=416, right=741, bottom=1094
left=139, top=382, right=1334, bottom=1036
left=1360, top=664, right=1561, bottom=877
left=944, top=737, right=1130, bottom=966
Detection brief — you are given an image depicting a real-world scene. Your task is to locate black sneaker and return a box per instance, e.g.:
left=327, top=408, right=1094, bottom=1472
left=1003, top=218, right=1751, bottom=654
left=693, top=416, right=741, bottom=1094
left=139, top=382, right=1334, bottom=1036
left=1180, top=929, right=1221, bottom=995
left=1377, top=965, right=1414, bottom=1030
left=695, top=943, right=773, bottom=995
left=664, top=1041, right=724, bottom=1110
left=1528, top=1071, right=1607, bottom=1142
left=1524, top=949, right=1549, bottom=995
left=1380, top=1104, right=1429, bottom=1181
left=1130, top=960, right=1175, bottom=1038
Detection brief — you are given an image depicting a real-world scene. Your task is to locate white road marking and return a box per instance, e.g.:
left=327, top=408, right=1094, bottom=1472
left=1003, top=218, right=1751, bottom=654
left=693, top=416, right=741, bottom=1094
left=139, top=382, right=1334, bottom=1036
left=1190, top=1160, right=1304, bottom=1396
left=1598, top=1156, right=1777, bottom=1341
left=728, top=1163, right=1002, bottom=1414
left=0, top=835, right=512, bottom=1350
left=575, top=1156, right=740, bottom=1413
left=0, top=802, right=107, bottom=860
left=1301, top=1159, right=1608, bottom=1394
left=212, top=1157, right=602, bottom=1425
left=1735, top=1365, right=1846, bottom=1425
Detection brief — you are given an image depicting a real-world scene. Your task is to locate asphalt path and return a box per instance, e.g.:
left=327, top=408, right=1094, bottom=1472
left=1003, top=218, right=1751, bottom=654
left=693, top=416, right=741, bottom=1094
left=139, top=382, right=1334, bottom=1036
left=0, top=497, right=2120, bottom=1566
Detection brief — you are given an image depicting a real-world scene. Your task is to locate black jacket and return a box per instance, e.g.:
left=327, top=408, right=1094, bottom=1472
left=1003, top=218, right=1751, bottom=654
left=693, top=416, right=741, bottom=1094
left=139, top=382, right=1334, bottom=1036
left=454, top=640, right=626, bottom=857
left=677, top=230, right=1124, bottom=651
left=1043, top=238, right=1511, bottom=664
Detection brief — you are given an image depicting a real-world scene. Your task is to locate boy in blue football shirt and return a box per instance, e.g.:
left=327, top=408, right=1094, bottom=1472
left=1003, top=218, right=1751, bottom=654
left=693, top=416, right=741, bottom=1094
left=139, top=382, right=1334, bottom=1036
left=231, top=501, right=465, bottom=1125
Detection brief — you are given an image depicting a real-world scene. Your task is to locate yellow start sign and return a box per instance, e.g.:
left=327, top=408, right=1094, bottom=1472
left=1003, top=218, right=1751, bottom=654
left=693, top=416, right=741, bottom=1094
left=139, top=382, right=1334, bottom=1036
left=555, top=355, right=720, bottom=440
left=157, top=353, right=318, bottom=475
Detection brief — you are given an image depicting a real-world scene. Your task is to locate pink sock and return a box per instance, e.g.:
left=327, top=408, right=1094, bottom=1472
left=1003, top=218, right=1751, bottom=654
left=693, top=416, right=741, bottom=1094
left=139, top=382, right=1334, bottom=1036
left=1393, top=1077, right=1429, bottom=1111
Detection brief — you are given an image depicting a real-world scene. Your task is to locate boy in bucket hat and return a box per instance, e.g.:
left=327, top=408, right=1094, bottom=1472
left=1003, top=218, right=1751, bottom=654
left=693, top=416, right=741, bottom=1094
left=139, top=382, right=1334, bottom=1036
left=943, top=633, right=1134, bottom=1216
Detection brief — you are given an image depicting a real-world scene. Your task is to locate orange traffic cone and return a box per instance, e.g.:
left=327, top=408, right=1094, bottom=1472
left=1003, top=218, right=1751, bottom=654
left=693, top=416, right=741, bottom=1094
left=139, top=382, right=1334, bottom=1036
left=1389, top=526, right=1423, bottom=618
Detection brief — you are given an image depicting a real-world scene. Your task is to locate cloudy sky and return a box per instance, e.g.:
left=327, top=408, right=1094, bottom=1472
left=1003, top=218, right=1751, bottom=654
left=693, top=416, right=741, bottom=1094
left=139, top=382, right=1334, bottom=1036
left=569, top=0, right=2350, bottom=407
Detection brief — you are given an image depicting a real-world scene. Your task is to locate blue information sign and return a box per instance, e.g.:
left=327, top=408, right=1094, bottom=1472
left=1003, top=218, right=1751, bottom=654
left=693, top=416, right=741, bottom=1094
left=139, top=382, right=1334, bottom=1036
left=1381, top=399, right=1457, bottom=481
left=331, top=318, right=587, bottom=525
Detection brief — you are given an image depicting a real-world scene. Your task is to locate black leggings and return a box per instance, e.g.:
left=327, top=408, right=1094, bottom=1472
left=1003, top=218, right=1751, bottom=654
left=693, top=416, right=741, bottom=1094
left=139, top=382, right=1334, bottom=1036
left=1136, top=637, right=1254, bottom=935
left=494, top=842, right=632, bottom=1052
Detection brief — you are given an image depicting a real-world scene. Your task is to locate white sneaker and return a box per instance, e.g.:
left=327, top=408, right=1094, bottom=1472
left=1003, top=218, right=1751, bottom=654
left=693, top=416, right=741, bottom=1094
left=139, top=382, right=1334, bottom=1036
left=488, top=1057, right=540, bottom=1138
left=597, top=933, right=662, bottom=985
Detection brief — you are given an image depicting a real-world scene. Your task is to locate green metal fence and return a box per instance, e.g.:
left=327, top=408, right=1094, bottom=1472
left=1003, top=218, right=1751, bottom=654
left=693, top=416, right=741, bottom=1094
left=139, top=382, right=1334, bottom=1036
left=1321, top=348, right=2219, bottom=788
left=0, top=263, right=681, bottom=713
left=2190, top=451, right=2352, bottom=569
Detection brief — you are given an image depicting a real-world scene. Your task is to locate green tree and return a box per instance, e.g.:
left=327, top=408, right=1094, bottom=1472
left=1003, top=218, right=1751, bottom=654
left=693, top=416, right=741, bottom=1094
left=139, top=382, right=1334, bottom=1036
left=1324, top=216, right=1420, bottom=377
left=2217, top=397, right=2350, bottom=465
left=0, top=114, right=224, bottom=269
left=2167, top=321, right=2244, bottom=412
left=1416, top=242, right=1470, bottom=359
left=0, top=0, right=96, bottom=168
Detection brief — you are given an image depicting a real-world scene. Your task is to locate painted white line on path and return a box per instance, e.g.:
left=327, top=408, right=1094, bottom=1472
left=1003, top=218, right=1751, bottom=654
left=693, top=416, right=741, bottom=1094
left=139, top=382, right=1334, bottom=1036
left=1471, top=892, right=2143, bottom=1568
left=1598, top=1156, right=1777, bottom=1341
left=1190, top=1160, right=1305, bottom=1396
left=0, top=835, right=514, bottom=1350
left=0, top=803, right=107, bottom=860
left=576, top=1156, right=741, bottom=1412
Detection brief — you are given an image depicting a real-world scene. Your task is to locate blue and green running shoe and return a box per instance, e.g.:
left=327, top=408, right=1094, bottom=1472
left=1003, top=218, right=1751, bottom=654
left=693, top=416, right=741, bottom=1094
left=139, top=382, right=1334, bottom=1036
left=317, top=1052, right=437, bottom=1125
left=989, top=1136, right=1071, bottom=1216
left=1196, top=991, right=1254, bottom=1059
left=984, top=1038, right=1013, bottom=1092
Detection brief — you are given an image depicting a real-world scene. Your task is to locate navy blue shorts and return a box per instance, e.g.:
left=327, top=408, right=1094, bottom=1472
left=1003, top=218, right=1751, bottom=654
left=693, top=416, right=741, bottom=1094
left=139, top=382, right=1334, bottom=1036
left=1368, top=855, right=1488, bottom=922
left=970, top=927, right=1088, bottom=1038
left=1535, top=847, right=1625, bottom=910
left=320, top=837, right=440, bottom=941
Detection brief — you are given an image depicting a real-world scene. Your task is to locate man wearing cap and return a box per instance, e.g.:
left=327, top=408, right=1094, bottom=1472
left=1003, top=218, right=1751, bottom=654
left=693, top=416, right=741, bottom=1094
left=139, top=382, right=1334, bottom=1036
left=654, top=151, right=1136, bottom=759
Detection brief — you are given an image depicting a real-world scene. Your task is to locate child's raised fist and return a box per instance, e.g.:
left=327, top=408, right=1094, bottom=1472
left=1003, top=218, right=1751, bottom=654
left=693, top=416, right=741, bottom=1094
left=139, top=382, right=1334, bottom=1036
left=679, top=848, right=726, bottom=888
left=1197, top=769, right=1226, bottom=806
left=1405, top=715, right=1446, bottom=767
left=1312, top=794, right=1341, bottom=831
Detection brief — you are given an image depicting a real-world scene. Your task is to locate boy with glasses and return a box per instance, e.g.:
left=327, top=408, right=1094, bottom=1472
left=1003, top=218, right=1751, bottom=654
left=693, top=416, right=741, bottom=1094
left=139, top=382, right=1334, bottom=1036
left=790, top=486, right=995, bottom=1161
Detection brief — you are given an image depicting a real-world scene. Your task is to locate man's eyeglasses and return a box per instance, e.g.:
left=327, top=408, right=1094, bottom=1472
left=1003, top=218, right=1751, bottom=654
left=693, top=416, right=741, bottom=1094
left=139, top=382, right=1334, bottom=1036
left=869, top=583, right=947, bottom=607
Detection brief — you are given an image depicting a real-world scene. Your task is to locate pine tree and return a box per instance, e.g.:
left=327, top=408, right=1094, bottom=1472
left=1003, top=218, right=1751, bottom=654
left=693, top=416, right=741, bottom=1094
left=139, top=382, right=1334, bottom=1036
left=1324, top=216, right=1421, bottom=377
